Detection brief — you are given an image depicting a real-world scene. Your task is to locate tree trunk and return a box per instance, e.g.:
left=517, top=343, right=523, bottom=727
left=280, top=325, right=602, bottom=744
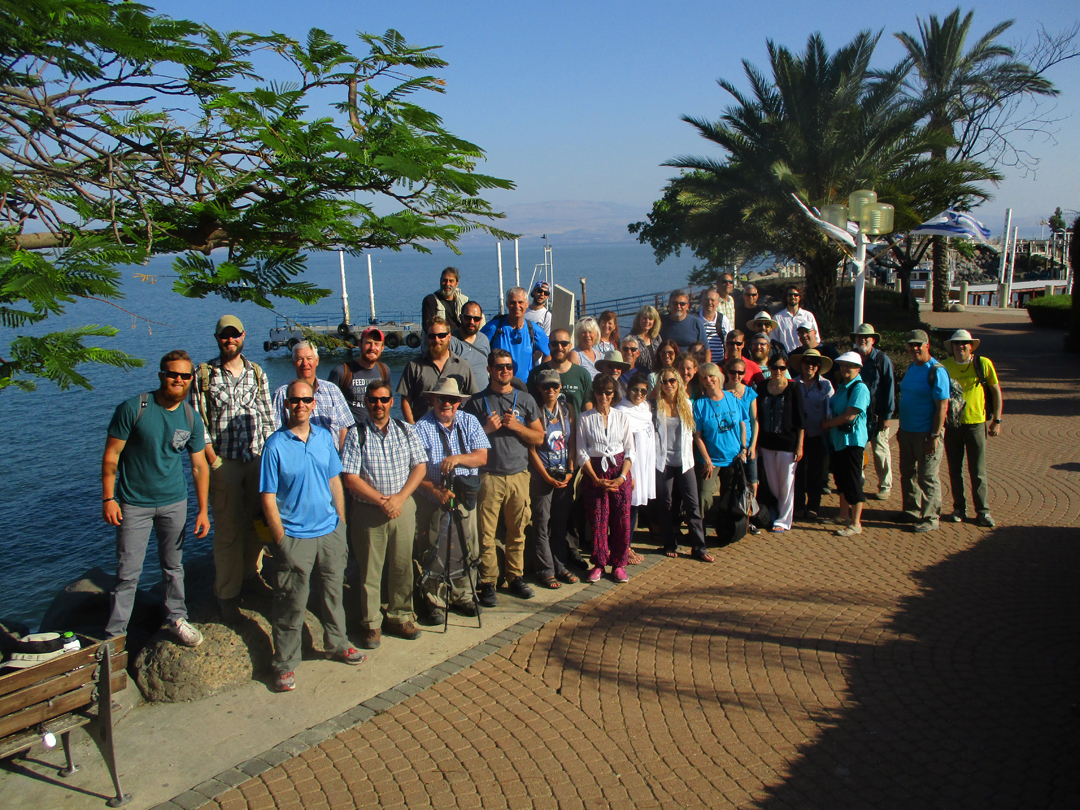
left=932, top=235, right=950, bottom=311
left=805, top=252, right=839, bottom=337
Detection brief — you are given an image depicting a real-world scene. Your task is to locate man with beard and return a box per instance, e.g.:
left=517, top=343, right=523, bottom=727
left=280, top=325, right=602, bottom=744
left=747, top=332, right=774, bottom=384
left=271, top=341, right=353, bottom=450
left=897, top=330, right=949, bottom=533
left=526, top=328, right=593, bottom=415
left=102, top=350, right=209, bottom=646
left=771, top=285, right=819, bottom=353
left=525, top=281, right=552, bottom=334
left=398, top=316, right=476, bottom=423
left=329, top=327, right=391, bottom=426
left=192, top=316, right=276, bottom=623
left=851, top=323, right=896, bottom=500
left=421, top=266, right=472, bottom=335
left=450, top=301, right=491, bottom=390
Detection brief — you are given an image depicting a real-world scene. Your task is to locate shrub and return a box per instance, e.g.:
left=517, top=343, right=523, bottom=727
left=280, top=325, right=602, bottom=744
left=1025, top=294, right=1072, bottom=329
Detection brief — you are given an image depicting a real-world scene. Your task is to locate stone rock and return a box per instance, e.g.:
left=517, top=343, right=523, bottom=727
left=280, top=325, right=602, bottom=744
left=950, top=303, right=966, bottom=312
left=39, top=566, right=163, bottom=647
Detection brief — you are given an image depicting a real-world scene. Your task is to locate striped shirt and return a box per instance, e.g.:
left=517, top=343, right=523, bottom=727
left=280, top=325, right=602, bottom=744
left=191, top=356, right=274, bottom=461
left=272, top=378, right=354, bottom=448
left=340, top=419, right=428, bottom=504
left=699, top=312, right=731, bottom=363
left=412, top=411, right=490, bottom=502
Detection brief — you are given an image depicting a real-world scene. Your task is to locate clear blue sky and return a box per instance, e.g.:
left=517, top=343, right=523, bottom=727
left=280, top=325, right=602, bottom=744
left=154, top=0, right=1079, bottom=238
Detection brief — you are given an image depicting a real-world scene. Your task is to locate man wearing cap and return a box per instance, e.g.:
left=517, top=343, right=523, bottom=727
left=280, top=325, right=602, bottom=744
left=102, top=350, right=209, bottom=647
left=464, top=349, right=545, bottom=605
left=660, top=289, right=709, bottom=357
left=526, top=328, right=593, bottom=414
left=192, top=316, right=276, bottom=623
left=940, top=329, right=1002, bottom=528
left=897, top=329, right=950, bottom=533
left=525, top=281, right=553, bottom=333
left=698, top=287, right=730, bottom=363
left=771, top=285, right=819, bottom=353
left=747, top=332, right=775, bottom=384
left=329, top=327, right=390, bottom=427
left=261, top=379, right=366, bottom=692
left=412, top=378, right=490, bottom=625
left=851, top=323, right=896, bottom=500
left=271, top=341, right=353, bottom=449
left=450, top=301, right=491, bottom=390
left=399, top=316, right=477, bottom=424
left=789, top=324, right=839, bottom=383
left=340, top=381, right=428, bottom=648
left=421, top=266, right=472, bottom=335
left=480, top=287, right=551, bottom=380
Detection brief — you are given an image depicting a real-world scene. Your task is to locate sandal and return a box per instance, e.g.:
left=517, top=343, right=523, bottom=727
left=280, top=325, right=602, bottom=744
left=556, top=570, right=579, bottom=585
left=542, top=576, right=562, bottom=589
left=627, top=549, right=644, bottom=565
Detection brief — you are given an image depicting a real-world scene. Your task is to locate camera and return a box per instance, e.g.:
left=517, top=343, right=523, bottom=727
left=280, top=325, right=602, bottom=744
left=548, top=467, right=569, bottom=483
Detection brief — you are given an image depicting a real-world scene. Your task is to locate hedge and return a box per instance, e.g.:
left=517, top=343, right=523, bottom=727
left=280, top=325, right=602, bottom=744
left=1025, top=294, right=1073, bottom=329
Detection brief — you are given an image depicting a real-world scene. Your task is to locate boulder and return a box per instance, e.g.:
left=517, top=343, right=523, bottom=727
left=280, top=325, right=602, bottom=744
left=949, top=303, right=966, bottom=313
left=39, top=566, right=163, bottom=648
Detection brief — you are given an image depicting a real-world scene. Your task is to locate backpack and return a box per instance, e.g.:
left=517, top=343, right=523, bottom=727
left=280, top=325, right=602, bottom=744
left=338, top=359, right=390, bottom=391
left=136, top=392, right=195, bottom=433
left=492, top=315, right=541, bottom=355
left=931, top=365, right=967, bottom=430
left=194, top=359, right=266, bottom=425
left=354, top=417, right=409, bottom=450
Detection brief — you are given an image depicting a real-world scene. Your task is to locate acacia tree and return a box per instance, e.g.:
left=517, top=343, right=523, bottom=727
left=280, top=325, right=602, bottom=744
left=1, top=0, right=514, bottom=391
left=630, top=30, right=992, bottom=335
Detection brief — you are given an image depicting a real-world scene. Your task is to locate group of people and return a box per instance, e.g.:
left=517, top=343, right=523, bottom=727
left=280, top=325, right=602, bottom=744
left=98, top=268, right=1002, bottom=693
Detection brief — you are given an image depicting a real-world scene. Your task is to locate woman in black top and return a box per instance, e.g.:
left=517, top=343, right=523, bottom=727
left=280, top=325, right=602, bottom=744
left=755, top=356, right=805, bottom=532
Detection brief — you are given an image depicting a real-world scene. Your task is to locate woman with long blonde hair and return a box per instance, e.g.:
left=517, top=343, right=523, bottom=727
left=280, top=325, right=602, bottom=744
left=631, top=305, right=662, bottom=372
left=651, top=369, right=711, bottom=561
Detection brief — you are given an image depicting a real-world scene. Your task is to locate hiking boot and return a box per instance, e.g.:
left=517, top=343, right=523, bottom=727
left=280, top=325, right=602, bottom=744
left=166, top=618, right=203, bottom=647
left=423, top=607, right=446, bottom=626
left=273, top=671, right=295, bottom=692
left=912, top=521, right=938, bottom=534
left=452, top=601, right=479, bottom=617
left=241, top=576, right=274, bottom=600
left=944, top=510, right=965, bottom=523
left=508, top=577, right=535, bottom=599
left=386, top=621, right=421, bottom=641
left=478, top=582, right=498, bottom=607
left=977, top=513, right=996, bottom=528
left=218, top=598, right=243, bottom=624
left=331, top=647, right=367, bottom=666
left=360, top=628, right=381, bottom=649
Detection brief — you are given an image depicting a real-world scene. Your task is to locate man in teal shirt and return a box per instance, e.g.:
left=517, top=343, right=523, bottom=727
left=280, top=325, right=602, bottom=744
left=101, top=350, right=210, bottom=647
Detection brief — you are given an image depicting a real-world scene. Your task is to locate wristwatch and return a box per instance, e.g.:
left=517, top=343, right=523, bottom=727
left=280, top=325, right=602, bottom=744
left=992, top=418, right=1002, bottom=424
left=930, top=432, right=941, bottom=439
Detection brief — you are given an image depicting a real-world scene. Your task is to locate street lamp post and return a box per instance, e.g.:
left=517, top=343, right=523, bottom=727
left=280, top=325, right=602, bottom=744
left=820, top=190, right=894, bottom=331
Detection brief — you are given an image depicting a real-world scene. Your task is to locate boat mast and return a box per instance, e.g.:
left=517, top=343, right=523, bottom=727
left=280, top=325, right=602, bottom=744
left=367, top=254, right=376, bottom=323
left=339, top=251, right=350, bottom=325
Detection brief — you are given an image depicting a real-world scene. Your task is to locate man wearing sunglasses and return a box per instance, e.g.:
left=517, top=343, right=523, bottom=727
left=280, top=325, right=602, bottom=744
left=526, top=328, right=593, bottom=415
left=771, top=285, right=820, bottom=353
left=398, top=316, right=476, bottom=423
left=190, top=315, right=275, bottom=623
left=261, top=380, right=366, bottom=692
left=101, top=350, right=209, bottom=648
left=450, top=301, right=491, bottom=390
left=660, top=289, right=709, bottom=357
left=464, top=349, right=545, bottom=604
left=525, top=281, right=553, bottom=334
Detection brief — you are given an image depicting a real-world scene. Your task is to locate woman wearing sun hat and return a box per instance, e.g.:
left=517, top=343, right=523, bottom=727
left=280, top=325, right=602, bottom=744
left=794, top=348, right=834, bottom=520
left=821, top=352, right=871, bottom=536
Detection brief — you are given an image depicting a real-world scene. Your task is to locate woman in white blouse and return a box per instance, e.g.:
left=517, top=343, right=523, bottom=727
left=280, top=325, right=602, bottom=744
left=652, top=370, right=712, bottom=561
left=615, top=373, right=655, bottom=566
left=576, top=373, right=635, bottom=583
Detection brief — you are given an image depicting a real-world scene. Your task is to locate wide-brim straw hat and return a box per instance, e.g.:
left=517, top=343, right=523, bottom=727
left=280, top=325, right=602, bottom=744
left=834, top=351, right=864, bottom=369
left=423, top=378, right=468, bottom=399
left=595, top=350, right=631, bottom=373
left=795, top=348, right=833, bottom=375
left=943, top=329, right=981, bottom=353
left=747, top=310, right=779, bottom=332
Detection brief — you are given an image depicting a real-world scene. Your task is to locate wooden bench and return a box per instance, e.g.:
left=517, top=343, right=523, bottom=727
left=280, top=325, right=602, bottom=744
left=0, top=635, right=131, bottom=807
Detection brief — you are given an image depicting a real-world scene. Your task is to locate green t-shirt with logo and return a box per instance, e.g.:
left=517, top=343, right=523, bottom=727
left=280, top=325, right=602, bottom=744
left=108, top=394, right=207, bottom=507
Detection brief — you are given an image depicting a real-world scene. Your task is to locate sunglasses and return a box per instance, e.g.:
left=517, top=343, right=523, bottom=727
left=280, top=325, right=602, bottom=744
left=672, top=301, right=688, bottom=307
left=162, top=371, right=194, bottom=380
left=595, top=390, right=615, bottom=397
left=427, top=331, right=449, bottom=341
left=435, top=395, right=461, bottom=404
left=771, top=366, right=788, bottom=372
left=216, top=332, right=242, bottom=340
left=461, top=315, right=482, bottom=322
left=288, top=396, right=315, bottom=404
left=623, top=346, right=639, bottom=352
left=492, top=362, right=514, bottom=371
left=661, top=378, right=678, bottom=385
left=366, top=395, right=392, bottom=404
left=552, top=340, right=571, bottom=347
left=725, top=369, right=744, bottom=376
left=629, top=387, right=648, bottom=395
left=540, top=383, right=561, bottom=390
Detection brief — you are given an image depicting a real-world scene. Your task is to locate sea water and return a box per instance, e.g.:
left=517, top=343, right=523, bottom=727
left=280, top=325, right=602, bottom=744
left=0, top=240, right=694, bottom=628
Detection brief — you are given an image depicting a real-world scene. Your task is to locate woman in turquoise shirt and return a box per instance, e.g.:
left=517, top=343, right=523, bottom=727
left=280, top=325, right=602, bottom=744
left=821, top=352, right=871, bottom=537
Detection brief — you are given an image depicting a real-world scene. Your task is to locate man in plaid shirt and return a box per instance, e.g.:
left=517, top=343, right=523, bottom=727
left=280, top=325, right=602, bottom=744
left=340, top=381, right=428, bottom=648
left=271, top=341, right=353, bottom=449
left=191, top=315, right=275, bottom=623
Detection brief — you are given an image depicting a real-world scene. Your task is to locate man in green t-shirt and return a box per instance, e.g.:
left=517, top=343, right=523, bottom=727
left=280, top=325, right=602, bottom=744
left=101, top=350, right=210, bottom=646
left=527, top=328, right=593, bottom=414
left=940, top=329, right=1003, bottom=528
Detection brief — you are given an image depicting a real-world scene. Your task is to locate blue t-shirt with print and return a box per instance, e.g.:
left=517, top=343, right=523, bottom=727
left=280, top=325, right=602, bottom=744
left=693, top=394, right=743, bottom=467
left=899, top=358, right=951, bottom=433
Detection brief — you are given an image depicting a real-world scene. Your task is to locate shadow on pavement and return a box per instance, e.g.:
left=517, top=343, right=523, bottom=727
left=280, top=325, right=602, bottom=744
left=756, top=525, right=1080, bottom=809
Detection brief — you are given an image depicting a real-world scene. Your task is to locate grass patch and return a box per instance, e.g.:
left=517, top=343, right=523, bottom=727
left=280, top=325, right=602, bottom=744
left=1024, top=294, right=1072, bottom=329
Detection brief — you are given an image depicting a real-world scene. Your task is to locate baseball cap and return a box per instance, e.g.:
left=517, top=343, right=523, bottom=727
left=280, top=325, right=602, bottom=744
left=536, top=369, right=561, bottom=386
left=215, top=315, right=244, bottom=335
left=361, top=327, right=385, bottom=341
left=906, top=329, right=929, bottom=344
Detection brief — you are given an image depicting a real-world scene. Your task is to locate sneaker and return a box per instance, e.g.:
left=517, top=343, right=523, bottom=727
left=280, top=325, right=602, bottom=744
left=835, top=525, right=863, bottom=537
left=218, top=598, right=243, bottom=624
left=871, top=489, right=891, bottom=501
left=612, top=567, right=629, bottom=583
left=977, top=513, right=996, bottom=528
left=332, top=647, right=367, bottom=666
left=360, top=628, right=381, bottom=649
left=912, top=522, right=938, bottom=534
left=166, top=618, right=203, bottom=647
left=508, top=577, right=535, bottom=599
left=586, top=566, right=603, bottom=583
left=478, top=582, right=498, bottom=608
left=273, top=671, right=295, bottom=692
left=386, top=621, right=421, bottom=641
left=748, top=524, right=761, bottom=535
left=945, top=510, right=965, bottom=523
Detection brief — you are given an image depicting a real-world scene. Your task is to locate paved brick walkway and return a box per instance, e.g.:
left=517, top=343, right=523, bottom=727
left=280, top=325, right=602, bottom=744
left=196, top=310, right=1079, bottom=810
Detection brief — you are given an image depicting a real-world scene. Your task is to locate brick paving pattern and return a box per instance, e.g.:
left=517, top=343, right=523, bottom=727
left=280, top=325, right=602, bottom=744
left=199, top=311, right=1079, bottom=809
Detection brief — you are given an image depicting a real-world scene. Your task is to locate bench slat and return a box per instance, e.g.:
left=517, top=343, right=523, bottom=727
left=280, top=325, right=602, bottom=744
left=0, top=652, right=127, bottom=717
left=0, top=671, right=126, bottom=742
left=0, top=637, right=126, bottom=699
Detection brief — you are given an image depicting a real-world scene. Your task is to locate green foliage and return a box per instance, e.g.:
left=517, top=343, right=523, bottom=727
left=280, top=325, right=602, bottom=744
left=0, top=0, right=514, bottom=392
left=0, top=326, right=144, bottom=392
left=1049, top=207, right=1067, bottom=233
left=1025, top=294, right=1072, bottom=329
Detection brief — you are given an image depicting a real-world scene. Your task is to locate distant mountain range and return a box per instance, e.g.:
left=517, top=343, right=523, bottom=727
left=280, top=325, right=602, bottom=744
left=463, top=200, right=649, bottom=244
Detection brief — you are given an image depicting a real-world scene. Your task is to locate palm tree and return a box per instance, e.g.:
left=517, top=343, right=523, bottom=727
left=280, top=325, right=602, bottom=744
left=896, top=8, right=1058, bottom=311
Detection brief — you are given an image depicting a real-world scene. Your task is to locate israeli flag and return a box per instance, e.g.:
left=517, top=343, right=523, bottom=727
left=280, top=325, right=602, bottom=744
left=912, top=210, right=993, bottom=247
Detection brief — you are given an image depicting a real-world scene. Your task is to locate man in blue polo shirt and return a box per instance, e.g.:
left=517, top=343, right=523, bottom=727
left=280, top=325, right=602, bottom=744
left=480, top=287, right=550, bottom=380
left=261, top=379, right=366, bottom=692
